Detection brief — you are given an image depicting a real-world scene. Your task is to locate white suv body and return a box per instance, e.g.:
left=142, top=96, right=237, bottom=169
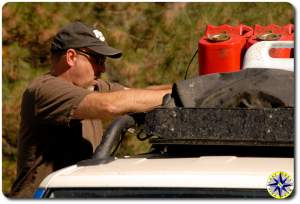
left=35, top=156, right=293, bottom=198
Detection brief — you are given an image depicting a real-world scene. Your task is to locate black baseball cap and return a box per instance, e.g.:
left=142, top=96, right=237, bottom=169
left=51, top=21, right=122, bottom=58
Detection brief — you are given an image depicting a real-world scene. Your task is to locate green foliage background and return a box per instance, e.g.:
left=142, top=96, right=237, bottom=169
left=2, top=2, right=294, bottom=196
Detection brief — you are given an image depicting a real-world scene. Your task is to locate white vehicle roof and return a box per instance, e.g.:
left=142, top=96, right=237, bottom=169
left=39, top=156, right=293, bottom=189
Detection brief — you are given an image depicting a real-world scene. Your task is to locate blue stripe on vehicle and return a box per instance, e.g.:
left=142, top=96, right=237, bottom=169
left=33, top=188, right=46, bottom=198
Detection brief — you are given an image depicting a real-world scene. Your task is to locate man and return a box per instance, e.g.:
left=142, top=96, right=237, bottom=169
left=10, top=21, right=171, bottom=198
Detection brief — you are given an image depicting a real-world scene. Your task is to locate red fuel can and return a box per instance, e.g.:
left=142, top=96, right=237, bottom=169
left=247, top=24, right=294, bottom=58
left=198, top=24, right=253, bottom=75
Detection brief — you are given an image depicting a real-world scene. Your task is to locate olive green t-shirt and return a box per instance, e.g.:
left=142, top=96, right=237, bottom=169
left=10, top=74, right=124, bottom=198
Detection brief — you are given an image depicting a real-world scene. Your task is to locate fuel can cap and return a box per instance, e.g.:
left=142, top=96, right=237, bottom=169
left=207, top=32, right=230, bottom=42
left=257, top=32, right=281, bottom=41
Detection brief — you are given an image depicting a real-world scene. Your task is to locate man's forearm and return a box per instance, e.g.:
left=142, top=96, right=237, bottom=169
left=73, top=88, right=171, bottom=120
left=146, top=84, right=173, bottom=90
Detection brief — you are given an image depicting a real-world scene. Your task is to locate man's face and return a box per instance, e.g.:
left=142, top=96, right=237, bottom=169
left=71, top=49, right=106, bottom=87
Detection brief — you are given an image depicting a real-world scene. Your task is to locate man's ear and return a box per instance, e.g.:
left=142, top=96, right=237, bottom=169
left=66, top=49, right=77, bottom=66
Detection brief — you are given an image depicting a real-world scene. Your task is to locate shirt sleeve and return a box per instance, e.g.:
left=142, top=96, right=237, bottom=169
left=31, top=75, right=92, bottom=125
left=95, top=79, right=126, bottom=92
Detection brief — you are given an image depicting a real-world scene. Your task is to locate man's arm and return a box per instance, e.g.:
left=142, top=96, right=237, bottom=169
left=145, top=84, right=173, bottom=90
left=73, top=88, right=171, bottom=120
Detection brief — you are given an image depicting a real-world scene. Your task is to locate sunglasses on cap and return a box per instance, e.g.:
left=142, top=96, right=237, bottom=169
left=75, top=49, right=106, bottom=65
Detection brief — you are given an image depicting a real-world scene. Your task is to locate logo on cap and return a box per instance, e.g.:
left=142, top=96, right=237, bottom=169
left=93, top=29, right=105, bottom=42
